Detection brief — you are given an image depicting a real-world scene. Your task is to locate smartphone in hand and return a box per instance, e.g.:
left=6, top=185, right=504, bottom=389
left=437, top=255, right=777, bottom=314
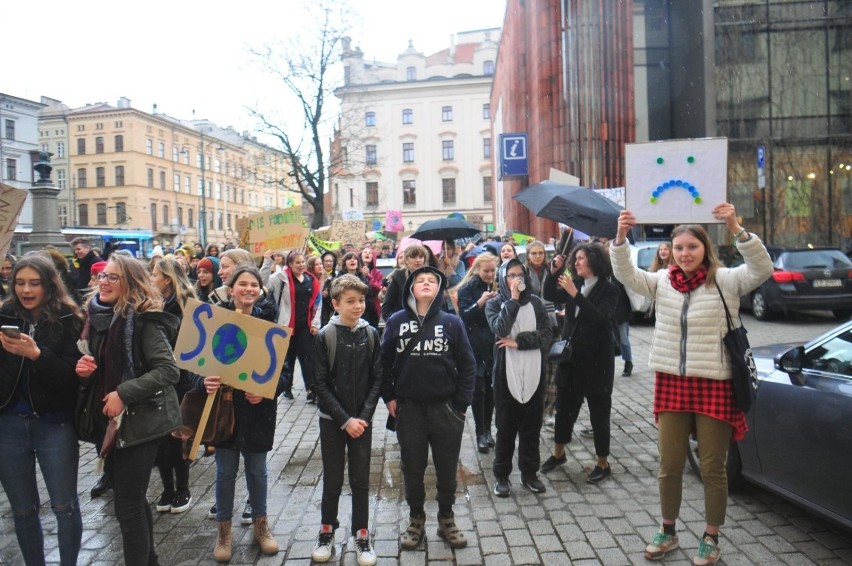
left=1, top=326, right=21, bottom=340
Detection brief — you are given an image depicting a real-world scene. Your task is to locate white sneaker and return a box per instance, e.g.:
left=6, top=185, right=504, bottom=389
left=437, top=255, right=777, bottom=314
left=354, top=529, right=377, bottom=566
left=311, top=524, right=335, bottom=562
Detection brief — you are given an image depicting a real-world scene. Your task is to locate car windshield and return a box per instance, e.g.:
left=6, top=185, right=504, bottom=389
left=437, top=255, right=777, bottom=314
left=783, top=250, right=852, bottom=270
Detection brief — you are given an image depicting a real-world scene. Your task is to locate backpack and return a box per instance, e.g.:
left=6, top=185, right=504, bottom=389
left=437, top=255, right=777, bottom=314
left=322, top=323, right=376, bottom=371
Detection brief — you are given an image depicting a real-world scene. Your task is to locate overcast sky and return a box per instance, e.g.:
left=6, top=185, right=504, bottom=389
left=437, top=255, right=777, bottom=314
left=4, top=0, right=506, bottom=134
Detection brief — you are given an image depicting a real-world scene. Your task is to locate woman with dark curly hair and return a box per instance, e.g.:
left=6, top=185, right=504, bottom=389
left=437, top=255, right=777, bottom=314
left=541, top=242, right=620, bottom=485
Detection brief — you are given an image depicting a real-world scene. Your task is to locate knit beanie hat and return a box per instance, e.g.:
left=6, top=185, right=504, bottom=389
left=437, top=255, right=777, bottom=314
left=197, top=257, right=215, bottom=274
left=90, top=261, right=108, bottom=276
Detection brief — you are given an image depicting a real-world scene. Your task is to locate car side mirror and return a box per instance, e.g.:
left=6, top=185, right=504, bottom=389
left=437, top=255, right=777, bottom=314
left=775, top=346, right=806, bottom=386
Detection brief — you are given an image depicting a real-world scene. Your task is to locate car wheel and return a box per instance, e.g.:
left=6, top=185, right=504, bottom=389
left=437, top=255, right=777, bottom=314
left=832, top=309, right=851, bottom=320
left=686, top=434, right=743, bottom=489
left=751, top=290, right=772, bottom=321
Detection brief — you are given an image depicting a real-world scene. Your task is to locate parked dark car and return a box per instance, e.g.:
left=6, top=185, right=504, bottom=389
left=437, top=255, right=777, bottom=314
left=739, top=247, right=852, bottom=320
left=688, top=320, right=852, bottom=531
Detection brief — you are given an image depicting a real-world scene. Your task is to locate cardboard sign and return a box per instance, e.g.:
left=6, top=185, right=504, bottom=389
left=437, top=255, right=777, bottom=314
left=625, top=138, right=728, bottom=224
left=245, top=206, right=309, bottom=257
left=0, top=183, right=28, bottom=259
left=174, top=299, right=291, bottom=399
left=330, top=220, right=366, bottom=247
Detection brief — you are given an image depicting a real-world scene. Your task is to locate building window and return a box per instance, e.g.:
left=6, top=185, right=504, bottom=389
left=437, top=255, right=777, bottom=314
left=442, top=140, right=454, bottom=161
left=115, top=135, right=124, bottom=152
left=227, top=213, right=232, bottom=229
left=3, top=119, right=15, bottom=140
left=483, top=103, right=490, bottom=120
left=442, top=106, right=453, bottom=121
left=159, top=171, right=166, bottom=190
left=365, top=111, right=376, bottom=127
left=151, top=205, right=157, bottom=231
left=163, top=205, right=169, bottom=227
left=483, top=176, right=493, bottom=203
left=185, top=176, right=191, bottom=194
left=403, top=142, right=415, bottom=163
left=147, top=168, right=154, bottom=187
left=365, top=144, right=377, bottom=166
left=115, top=166, right=125, bottom=186
left=96, top=167, right=106, bottom=187
left=402, top=180, right=416, bottom=205
left=217, top=212, right=223, bottom=231
left=78, top=204, right=89, bottom=226
left=158, top=142, right=165, bottom=158
left=406, top=66, right=416, bottom=80
left=4, top=159, right=16, bottom=181
left=442, top=178, right=456, bottom=204
left=77, top=138, right=86, bottom=155
left=56, top=141, right=65, bottom=158
left=214, top=159, right=221, bottom=174
left=57, top=168, right=66, bottom=189
left=483, top=138, right=492, bottom=159
left=77, top=168, right=87, bottom=188
left=115, top=202, right=127, bottom=224
left=174, top=173, right=180, bottom=192
left=215, top=183, right=222, bottom=201
left=483, top=60, right=494, bottom=75
left=402, top=108, right=413, bottom=124
left=96, top=136, right=104, bottom=154
left=146, top=138, right=153, bottom=155
left=188, top=208, right=194, bottom=229
left=366, top=181, right=379, bottom=207
left=178, top=206, right=184, bottom=227
left=59, top=204, right=68, bottom=227
left=173, top=145, right=179, bottom=162
left=96, top=203, right=107, bottom=225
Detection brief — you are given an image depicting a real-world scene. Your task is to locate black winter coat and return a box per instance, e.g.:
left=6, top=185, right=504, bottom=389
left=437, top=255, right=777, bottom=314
left=313, top=317, right=383, bottom=428
left=457, top=275, right=496, bottom=377
left=0, top=305, right=82, bottom=415
left=543, top=274, right=619, bottom=396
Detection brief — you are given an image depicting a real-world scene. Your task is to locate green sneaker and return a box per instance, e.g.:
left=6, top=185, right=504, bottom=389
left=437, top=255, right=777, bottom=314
left=693, top=535, right=721, bottom=565
left=644, top=528, right=679, bottom=560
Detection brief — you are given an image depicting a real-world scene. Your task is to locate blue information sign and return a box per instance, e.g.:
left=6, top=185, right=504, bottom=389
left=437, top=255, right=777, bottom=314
left=499, top=133, right=528, bottom=178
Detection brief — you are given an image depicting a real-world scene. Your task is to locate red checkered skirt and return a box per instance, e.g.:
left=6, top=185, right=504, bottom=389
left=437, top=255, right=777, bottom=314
left=654, top=372, right=748, bottom=441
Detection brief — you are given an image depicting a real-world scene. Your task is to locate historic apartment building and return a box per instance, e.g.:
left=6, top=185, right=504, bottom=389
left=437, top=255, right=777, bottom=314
left=331, top=29, right=500, bottom=235
left=36, top=98, right=295, bottom=248
left=0, top=93, right=50, bottom=226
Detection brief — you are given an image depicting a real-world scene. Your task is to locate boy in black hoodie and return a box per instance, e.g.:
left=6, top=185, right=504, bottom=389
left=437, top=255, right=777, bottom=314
left=380, top=266, right=476, bottom=551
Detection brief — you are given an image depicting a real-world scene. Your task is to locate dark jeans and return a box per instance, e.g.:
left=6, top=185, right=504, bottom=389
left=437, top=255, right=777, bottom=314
left=215, top=448, right=268, bottom=521
left=0, top=415, right=81, bottom=566
left=319, top=417, right=372, bottom=535
left=283, top=330, right=315, bottom=392
left=471, top=367, right=494, bottom=436
left=554, top=378, right=612, bottom=457
left=493, top=372, right=545, bottom=478
left=108, top=437, right=162, bottom=566
left=396, top=400, right=465, bottom=517
left=155, top=434, right=189, bottom=492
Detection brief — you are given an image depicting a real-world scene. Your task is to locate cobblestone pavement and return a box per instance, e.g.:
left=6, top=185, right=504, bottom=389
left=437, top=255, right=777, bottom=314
left=1, top=312, right=850, bottom=565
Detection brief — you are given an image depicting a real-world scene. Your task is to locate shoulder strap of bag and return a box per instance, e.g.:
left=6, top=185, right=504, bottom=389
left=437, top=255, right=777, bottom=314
left=324, top=323, right=375, bottom=371
left=715, top=284, right=738, bottom=332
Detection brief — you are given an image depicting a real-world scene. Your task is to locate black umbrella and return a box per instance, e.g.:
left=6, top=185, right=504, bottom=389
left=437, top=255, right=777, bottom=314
left=513, top=181, right=623, bottom=238
left=411, top=218, right=481, bottom=241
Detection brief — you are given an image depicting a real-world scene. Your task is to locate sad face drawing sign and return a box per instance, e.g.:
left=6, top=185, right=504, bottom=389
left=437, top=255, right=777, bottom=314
left=625, top=138, right=728, bottom=224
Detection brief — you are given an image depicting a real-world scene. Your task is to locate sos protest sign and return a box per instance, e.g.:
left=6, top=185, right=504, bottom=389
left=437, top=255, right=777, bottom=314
left=175, top=299, right=291, bottom=399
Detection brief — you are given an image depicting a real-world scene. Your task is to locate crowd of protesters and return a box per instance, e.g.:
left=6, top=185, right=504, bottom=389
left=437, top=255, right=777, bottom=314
left=0, top=203, right=771, bottom=566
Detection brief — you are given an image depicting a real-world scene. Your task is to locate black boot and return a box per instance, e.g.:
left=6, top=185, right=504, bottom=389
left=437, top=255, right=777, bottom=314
left=476, top=434, right=490, bottom=454
left=622, top=361, right=633, bottom=377
left=90, top=473, right=112, bottom=497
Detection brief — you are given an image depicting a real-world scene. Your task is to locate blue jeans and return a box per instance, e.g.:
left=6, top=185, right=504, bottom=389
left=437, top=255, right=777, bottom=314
left=0, top=414, right=81, bottom=566
left=618, top=321, right=632, bottom=363
left=319, top=417, right=373, bottom=535
left=215, top=448, right=268, bottom=521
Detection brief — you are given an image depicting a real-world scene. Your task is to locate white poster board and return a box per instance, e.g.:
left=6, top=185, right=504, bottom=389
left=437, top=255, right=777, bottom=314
left=625, top=138, right=728, bottom=224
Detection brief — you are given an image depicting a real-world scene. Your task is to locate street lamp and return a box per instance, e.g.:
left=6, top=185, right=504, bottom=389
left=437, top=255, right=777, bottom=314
left=198, top=132, right=209, bottom=247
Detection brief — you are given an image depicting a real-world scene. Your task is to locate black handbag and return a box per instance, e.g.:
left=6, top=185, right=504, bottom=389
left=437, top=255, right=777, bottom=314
left=75, top=377, right=100, bottom=443
left=717, top=287, right=757, bottom=413
left=548, top=338, right=574, bottom=364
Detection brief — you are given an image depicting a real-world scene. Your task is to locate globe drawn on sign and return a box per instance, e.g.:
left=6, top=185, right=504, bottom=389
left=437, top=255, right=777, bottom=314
left=211, top=323, right=248, bottom=365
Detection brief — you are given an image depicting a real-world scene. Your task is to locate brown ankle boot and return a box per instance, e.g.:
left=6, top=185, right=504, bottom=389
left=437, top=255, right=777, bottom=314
left=253, top=515, right=279, bottom=555
left=214, top=521, right=232, bottom=562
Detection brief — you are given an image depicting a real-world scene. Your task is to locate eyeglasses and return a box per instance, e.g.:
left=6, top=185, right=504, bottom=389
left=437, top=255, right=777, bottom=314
left=506, top=273, right=525, bottom=279
left=96, top=273, right=121, bottom=283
